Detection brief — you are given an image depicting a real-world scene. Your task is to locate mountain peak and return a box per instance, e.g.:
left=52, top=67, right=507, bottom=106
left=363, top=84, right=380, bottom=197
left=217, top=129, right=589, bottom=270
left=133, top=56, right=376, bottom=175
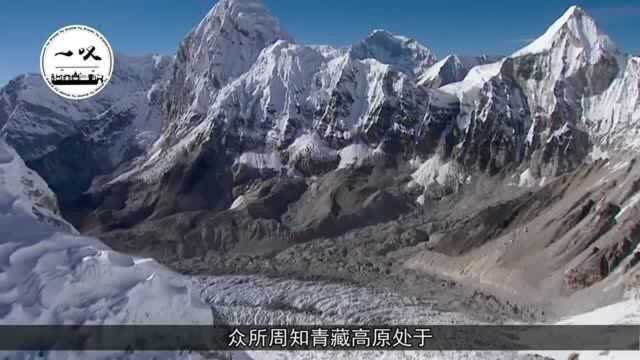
left=367, top=29, right=402, bottom=40
left=512, top=5, right=618, bottom=58
left=196, top=0, right=287, bottom=37
left=554, top=5, right=590, bottom=32
left=350, top=29, right=436, bottom=77
left=418, top=54, right=502, bottom=88
left=209, top=0, right=268, bottom=15
left=564, top=5, right=584, bottom=16
left=360, top=29, right=423, bottom=49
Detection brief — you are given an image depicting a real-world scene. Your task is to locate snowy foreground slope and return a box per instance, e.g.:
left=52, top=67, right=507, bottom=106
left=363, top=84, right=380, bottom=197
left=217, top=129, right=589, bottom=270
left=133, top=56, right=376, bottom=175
left=0, top=139, right=210, bottom=325
left=0, top=139, right=217, bottom=358
left=523, top=298, right=640, bottom=360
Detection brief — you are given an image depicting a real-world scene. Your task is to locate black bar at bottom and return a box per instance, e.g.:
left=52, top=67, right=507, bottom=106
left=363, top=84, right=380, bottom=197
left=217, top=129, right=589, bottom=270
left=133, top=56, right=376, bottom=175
left=0, top=325, right=637, bottom=351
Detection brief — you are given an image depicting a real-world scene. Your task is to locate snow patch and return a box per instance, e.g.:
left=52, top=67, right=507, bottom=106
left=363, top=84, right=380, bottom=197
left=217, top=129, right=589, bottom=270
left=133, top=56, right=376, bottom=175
left=590, top=145, right=610, bottom=161
left=518, top=168, right=538, bottom=188
left=152, top=54, right=163, bottom=68
left=230, top=195, right=248, bottom=210
left=615, top=191, right=640, bottom=222
left=410, top=156, right=465, bottom=194
left=146, top=83, right=160, bottom=102
left=440, top=60, right=504, bottom=99
left=236, top=151, right=283, bottom=170
left=287, top=133, right=338, bottom=163
left=525, top=298, right=640, bottom=360
left=419, top=55, right=501, bottom=88
left=547, top=122, right=571, bottom=143
left=337, top=143, right=373, bottom=169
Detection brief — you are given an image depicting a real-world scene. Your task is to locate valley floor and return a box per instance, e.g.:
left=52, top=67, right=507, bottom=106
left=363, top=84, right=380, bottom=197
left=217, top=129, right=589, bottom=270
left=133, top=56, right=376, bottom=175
left=196, top=274, right=541, bottom=360
left=195, top=274, right=640, bottom=360
left=167, top=207, right=553, bottom=325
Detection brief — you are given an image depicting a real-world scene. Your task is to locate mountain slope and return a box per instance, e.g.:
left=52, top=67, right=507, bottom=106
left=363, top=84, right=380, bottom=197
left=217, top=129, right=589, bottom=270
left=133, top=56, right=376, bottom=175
left=584, top=56, right=640, bottom=151
left=0, top=139, right=71, bottom=231
left=436, top=5, right=627, bottom=177
left=76, top=3, right=640, bottom=241
left=350, top=29, right=437, bottom=78
left=99, top=0, right=440, bottom=188
left=418, top=55, right=501, bottom=88
left=0, top=138, right=212, bottom=327
left=161, top=0, right=291, bottom=148
left=0, top=54, right=172, bottom=202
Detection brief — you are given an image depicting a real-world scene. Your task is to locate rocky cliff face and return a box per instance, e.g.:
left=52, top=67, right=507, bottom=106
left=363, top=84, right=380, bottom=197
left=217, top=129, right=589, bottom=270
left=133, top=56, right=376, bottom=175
left=98, top=0, right=445, bottom=193
left=435, top=6, right=626, bottom=178
left=0, top=138, right=72, bottom=231
left=161, top=0, right=291, bottom=148
left=148, top=5, right=631, bottom=188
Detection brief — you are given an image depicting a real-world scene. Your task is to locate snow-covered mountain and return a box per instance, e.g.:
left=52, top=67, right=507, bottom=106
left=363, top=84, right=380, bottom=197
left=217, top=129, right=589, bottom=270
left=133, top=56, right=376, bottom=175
left=418, top=55, right=501, bottom=88
left=350, top=29, right=437, bottom=78
left=0, top=139, right=71, bottom=231
left=120, top=3, right=637, bottom=190
left=161, top=0, right=291, bottom=148
left=436, top=5, right=628, bottom=177
left=2, top=2, right=640, bottom=359
left=1, top=1, right=635, bottom=213
left=0, top=54, right=172, bottom=202
left=109, top=0, right=443, bottom=187
left=584, top=56, right=640, bottom=151
left=73, top=1, right=639, bottom=232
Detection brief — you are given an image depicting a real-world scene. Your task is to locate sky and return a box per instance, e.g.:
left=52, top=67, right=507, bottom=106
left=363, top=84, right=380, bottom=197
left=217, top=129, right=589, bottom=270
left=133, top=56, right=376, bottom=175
left=0, top=0, right=639, bottom=86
